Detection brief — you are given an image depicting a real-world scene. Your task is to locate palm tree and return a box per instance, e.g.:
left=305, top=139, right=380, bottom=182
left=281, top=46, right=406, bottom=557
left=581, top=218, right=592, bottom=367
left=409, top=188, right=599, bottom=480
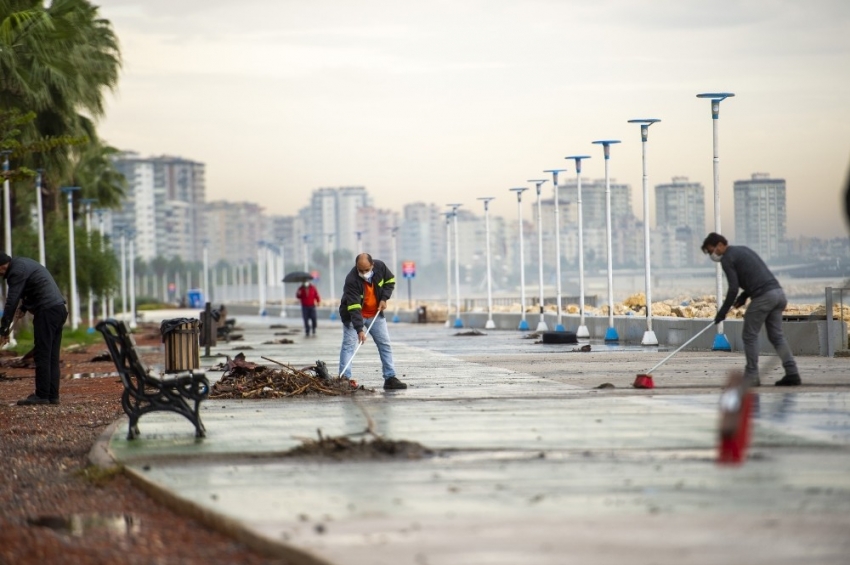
left=68, top=141, right=126, bottom=208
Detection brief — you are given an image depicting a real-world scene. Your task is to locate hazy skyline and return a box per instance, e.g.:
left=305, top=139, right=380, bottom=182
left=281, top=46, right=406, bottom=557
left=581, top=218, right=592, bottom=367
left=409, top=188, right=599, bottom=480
left=95, top=0, right=850, bottom=239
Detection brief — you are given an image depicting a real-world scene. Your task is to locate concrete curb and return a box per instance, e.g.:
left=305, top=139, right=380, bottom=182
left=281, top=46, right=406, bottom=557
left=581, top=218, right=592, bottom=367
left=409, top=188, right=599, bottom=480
left=89, top=415, right=332, bottom=565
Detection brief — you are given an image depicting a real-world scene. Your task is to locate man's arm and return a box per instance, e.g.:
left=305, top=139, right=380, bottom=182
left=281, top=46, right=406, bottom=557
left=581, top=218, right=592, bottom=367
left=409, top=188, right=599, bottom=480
left=0, top=272, right=24, bottom=336
left=715, top=262, right=739, bottom=323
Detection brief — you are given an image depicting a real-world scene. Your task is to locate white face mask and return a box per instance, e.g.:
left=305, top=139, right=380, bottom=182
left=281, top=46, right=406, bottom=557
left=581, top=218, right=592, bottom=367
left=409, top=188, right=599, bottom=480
left=303, top=281, right=311, bottom=287
left=709, top=252, right=723, bottom=263
left=358, top=270, right=373, bottom=281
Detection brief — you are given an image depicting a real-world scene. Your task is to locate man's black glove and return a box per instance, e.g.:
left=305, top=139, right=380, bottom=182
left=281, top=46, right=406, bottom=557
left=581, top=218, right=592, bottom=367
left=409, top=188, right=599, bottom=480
left=733, top=297, right=747, bottom=309
left=713, top=314, right=725, bottom=325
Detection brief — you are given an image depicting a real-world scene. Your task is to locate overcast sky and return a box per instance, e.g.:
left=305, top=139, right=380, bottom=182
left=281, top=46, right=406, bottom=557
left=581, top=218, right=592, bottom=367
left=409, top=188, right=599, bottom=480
left=94, top=0, right=850, bottom=239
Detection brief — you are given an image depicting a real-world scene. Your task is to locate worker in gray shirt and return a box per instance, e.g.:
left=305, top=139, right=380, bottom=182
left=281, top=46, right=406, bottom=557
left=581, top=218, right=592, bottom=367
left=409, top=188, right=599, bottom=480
left=701, top=233, right=800, bottom=386
left=0, top=253, right=68, bottom=404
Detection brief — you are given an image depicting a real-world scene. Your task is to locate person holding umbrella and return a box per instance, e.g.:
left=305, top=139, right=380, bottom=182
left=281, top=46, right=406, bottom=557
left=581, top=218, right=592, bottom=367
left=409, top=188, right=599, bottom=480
left=296, top=279, right=320, bottom=337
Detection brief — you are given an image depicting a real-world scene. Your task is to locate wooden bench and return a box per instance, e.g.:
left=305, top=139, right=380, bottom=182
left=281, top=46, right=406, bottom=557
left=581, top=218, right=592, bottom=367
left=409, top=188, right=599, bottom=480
left=96, top=319, right=209, bottom=440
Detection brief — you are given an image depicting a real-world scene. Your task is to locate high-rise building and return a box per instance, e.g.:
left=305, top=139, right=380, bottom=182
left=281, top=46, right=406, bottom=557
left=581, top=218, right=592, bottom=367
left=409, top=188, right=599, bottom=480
left=204, top=201, right=265, bottom=266
left=655, top=177, right=705, bottom=232
left=399, top=202, right=445, bottom=267
left=111, top=153, right=156, bottom=261
left=303, top=186, right=373, bottom=257
left=653, top=177, right=705, bottom=266
left=734, top=173, right=787, bottom=260
left=111, top=152, right=206, bottom=262
left=356, top=207, right=399, bottom=265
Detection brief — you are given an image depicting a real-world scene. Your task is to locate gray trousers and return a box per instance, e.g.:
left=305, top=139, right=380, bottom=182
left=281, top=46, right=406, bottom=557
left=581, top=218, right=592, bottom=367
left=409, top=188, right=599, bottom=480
left=742, top=288, right=799, bottom=379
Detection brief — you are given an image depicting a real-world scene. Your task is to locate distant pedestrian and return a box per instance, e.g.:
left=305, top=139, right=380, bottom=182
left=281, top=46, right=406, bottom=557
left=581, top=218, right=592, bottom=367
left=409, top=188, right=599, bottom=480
left=0, top=253, right=68, bottom=404
left=296, top=280, right=320, bottom=337
left=701, top=233, right=801, bottom=386
left=338, top=253, right=407, bottom=390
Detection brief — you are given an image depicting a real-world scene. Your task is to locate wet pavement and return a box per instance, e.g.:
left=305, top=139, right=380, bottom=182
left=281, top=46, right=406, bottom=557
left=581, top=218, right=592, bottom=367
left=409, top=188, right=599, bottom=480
left=99, top=312, right=850, bottom=565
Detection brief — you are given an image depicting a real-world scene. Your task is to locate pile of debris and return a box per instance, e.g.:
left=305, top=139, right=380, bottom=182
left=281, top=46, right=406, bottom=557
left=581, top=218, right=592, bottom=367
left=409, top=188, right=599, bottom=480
left=209, top=353, right=369, bottom=399
left=284, top=429, right=433, bottom=461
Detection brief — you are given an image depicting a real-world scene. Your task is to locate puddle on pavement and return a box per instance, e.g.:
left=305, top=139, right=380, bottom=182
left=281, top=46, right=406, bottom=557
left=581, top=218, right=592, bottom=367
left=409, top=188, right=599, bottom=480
left=28, top=513, right=141, bottom=537
left=66, top=372, right=120, bottom=379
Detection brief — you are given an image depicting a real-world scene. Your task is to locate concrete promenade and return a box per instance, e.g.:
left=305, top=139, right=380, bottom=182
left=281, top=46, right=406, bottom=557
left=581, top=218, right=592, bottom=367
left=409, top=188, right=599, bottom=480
left=94, top=311, right=850, bottom=565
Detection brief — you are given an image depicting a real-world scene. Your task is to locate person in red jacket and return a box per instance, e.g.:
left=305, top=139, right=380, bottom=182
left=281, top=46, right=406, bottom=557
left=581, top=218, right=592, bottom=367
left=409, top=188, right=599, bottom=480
left=295, top=281, right=321, bottom=337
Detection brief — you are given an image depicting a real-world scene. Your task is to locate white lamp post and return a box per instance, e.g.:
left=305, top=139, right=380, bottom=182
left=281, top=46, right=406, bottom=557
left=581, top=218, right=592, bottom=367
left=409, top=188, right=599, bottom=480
left=444, top=212, right=452, bottom=328
left=509, top=187, right=529, bottom=331
left=96, top=209, right=108, bottom=319
left=446, top=204, right=463, bottom=328
left=257, top=241, right=266, bottom=316
left=127, top=230, right=137, bottom=329
left=591, top=139, right=621, bottom=342
left=697, top=92, right=735, bottom=351
left=327, top=233, right=337, bottom=320
left=2, top=150, right=11, bottom=256
left=302, top=234, right=310, bottom=272
left=35, top=169, right=46, bottom=266
left=390, top=226, right=400, bottom=322
left=60, top=187, right=81, bottom=329
left=202, top=239, right=210, bottom=307
left=478, top=197, right=496, bottom=329
left=529, top=178, right=549, bottom=332
left=543, top=168, right=568, bottom=331
left=80, top=198, right=97, bottom=332
left=565, top=155, right=592, bottom=338
left=628, top=118, right=661, bottom=346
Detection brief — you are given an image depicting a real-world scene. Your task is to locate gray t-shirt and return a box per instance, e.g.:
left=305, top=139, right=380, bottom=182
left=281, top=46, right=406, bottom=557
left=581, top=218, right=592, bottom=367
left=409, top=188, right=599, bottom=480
left=717, top=245, right=781, bottom=319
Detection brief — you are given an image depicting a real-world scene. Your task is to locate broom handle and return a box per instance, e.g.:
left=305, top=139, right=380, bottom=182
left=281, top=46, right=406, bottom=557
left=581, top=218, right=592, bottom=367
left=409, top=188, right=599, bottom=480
left=338, top=315, right=378, bottom=378
left=645, top=322, right=716, bottom=374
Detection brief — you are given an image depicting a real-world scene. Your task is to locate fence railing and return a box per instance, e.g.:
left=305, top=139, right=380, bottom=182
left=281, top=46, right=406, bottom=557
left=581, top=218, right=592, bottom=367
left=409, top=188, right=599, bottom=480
left=462, top=295, right=599, bottom=311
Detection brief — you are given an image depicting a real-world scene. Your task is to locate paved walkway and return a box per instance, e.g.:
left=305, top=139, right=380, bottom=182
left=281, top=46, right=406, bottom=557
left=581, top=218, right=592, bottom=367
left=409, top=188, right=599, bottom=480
left=96, top=312, right=850, bottom=565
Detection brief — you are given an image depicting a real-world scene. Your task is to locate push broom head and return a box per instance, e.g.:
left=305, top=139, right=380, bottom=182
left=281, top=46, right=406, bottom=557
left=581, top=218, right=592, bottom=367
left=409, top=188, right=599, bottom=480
left=633, top=374, right=654, bottom=389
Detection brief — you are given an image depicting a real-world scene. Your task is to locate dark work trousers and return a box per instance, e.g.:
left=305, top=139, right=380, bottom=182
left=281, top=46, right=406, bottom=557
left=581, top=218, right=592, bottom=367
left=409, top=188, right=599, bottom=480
left=32, top=304, right=68, bottom=400
left=301, top=305, right=317, bottom=335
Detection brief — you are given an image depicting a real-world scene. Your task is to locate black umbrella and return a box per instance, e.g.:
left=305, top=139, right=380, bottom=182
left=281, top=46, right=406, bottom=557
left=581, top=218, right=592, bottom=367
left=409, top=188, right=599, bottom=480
left=282, top=271, right=314, bottom=283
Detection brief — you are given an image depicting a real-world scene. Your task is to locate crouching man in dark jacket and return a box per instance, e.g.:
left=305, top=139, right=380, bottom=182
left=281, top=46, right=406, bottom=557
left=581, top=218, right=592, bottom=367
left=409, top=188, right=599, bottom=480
left=338, top=253, right=407, bottom=390
left=0, top=253, right=68, bottom=405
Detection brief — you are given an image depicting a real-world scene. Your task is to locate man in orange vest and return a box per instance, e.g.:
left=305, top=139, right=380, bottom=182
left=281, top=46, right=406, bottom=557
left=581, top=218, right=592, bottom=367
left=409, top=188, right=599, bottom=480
left=338, top=253, right=407, bottom=390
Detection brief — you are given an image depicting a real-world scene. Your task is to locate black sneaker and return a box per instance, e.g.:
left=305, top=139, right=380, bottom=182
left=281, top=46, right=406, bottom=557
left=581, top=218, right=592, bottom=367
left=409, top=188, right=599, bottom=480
left=775, top=374, right=801, bottom=386
left=17, top=394, right=49, bottom=406
left=383, top=377, right=407, bottom=390
left=49, top=398, right=60, bottom=405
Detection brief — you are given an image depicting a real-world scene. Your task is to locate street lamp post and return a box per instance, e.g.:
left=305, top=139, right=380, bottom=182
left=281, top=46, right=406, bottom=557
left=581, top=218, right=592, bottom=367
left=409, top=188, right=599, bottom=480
left=257, top=241, right=266, bottom=316
left=119, top=229, right=127, bottom=321
left=128, top=231, right=137, bottom=329
left=327, top=233, right=337, bottom=320
left=478, top=197, right=496, bottom=329
left=697, top=92, right=735, bottom=351
left=543, top=168, right=568, bottom=331
left=444, top=212, right=452, bottom=328
left=202, top=239, right=209, bottom=308
left=529, top=179, right=549, bottom=332
left=446, top=204, right=463, bottom=328
left=628, top=118, right=661, bottom=346
left=591, top=140, right=621, bottom=342
left=35, top=169, right=46, bottom=265
left=96, top=209, right=108, bottom=319
left=390, top=226, right=400, bottom=322
left=509, top=187, right=529, bottom=331
left=565, top=155, right=592, bottom=338
left=302, top=234, right=310, bottom=272
left=80, top=198, right=97, bottom=332
left=60, top=187, right=81, bottom=330
left=2, top=150, right=11, bottom=256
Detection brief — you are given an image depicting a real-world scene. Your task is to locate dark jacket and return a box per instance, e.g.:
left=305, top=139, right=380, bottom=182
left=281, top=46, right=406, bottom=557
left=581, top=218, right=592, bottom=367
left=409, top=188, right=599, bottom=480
left=338, top=259, right=395, bottom=332
left=1, top=257, right=66, bottom=336
left=717, top=245, right=781, bottom=320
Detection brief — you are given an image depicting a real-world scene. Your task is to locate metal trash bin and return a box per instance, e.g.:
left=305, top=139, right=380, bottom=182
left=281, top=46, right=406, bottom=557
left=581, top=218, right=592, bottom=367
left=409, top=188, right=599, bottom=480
left=161, top=318, right=200, bottom=373
left=417, top=306, right=427, bottom=323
